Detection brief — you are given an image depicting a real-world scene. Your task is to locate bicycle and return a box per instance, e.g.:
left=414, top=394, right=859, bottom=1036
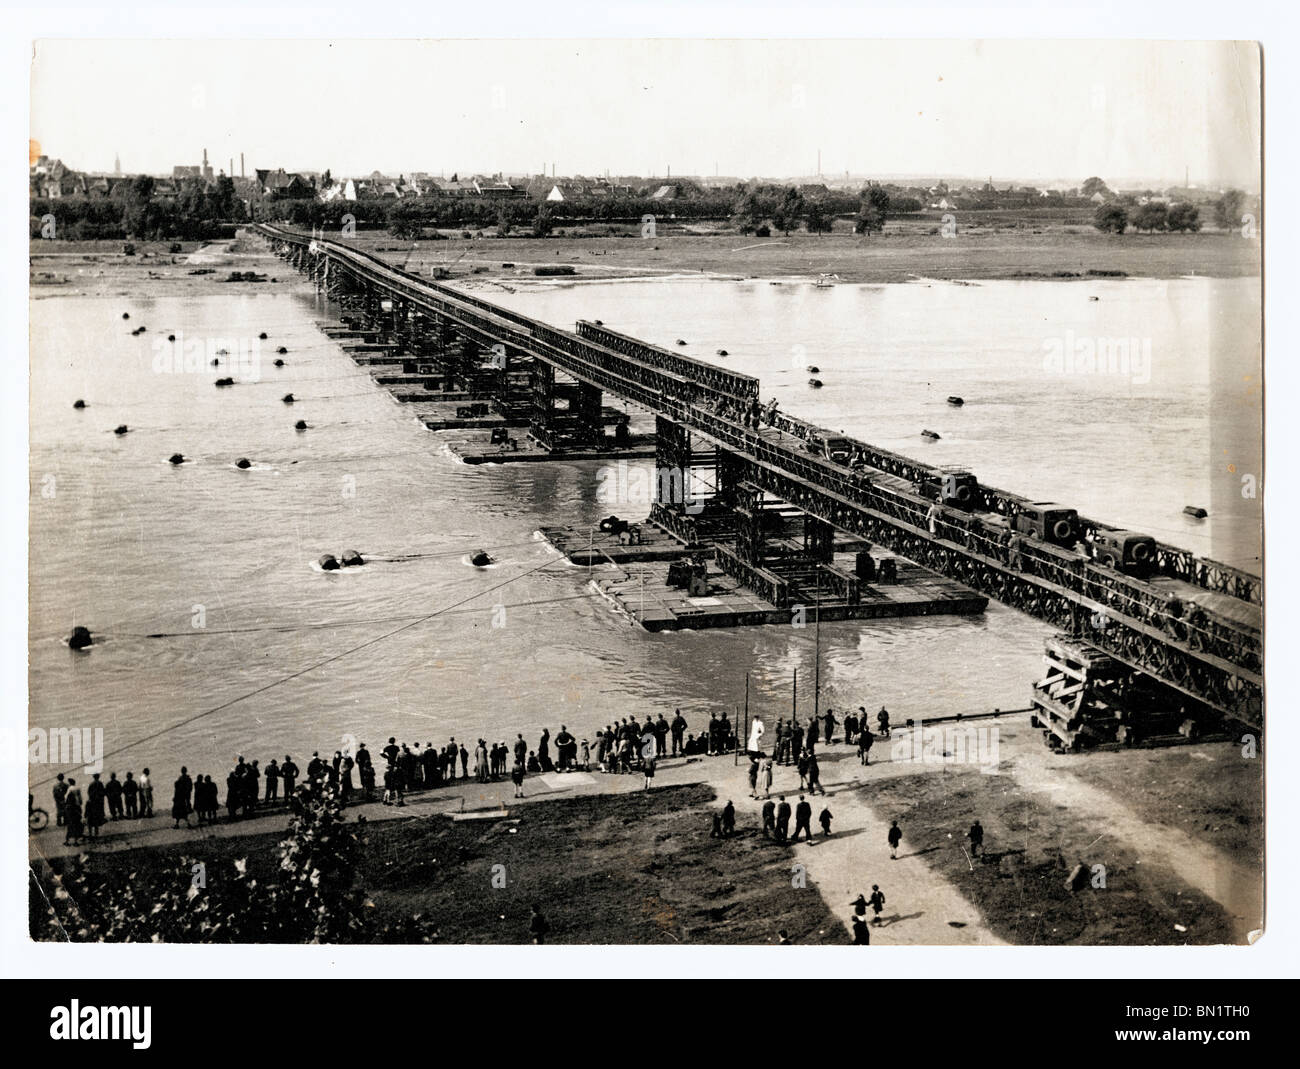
left=29, top=796, right=49, bottom=832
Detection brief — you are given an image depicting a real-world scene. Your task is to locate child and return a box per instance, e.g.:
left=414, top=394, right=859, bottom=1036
left=580, top=739, right=590, bottom=771
left=511, top=759, right=525, bottom=798
left=818, top=806, right=833, bottom=837
left=888, top=820, right=902, bottom=859
left=869, top=884, right=886, bottom=925
left=643, top=756, right=656, bottom=790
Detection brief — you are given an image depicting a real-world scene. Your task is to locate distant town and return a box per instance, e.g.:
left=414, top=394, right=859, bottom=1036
left=30, top=146, right=1261, bottom=242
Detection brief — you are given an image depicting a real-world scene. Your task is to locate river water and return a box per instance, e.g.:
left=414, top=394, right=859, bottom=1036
left=27, top=274, right=1261, bottom=784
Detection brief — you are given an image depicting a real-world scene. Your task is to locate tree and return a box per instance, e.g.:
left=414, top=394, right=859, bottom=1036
left=1166, top=202, right=1201, bottom=233
left=387, top=201, right=425, bottom=240
left=1130, top=202, right=1168, bottom=233
left=804, top=200, right=833, bottom=234
left=532, top=203, right=554, bottom=238
left=853, top=186, right=890, bottom=236
left=1081, top=176, right=1111, bottom=199
left=1214, top=189, right=1244, bottom=230
left=1093, top=202, right=1128, bottom=234
left=770, top=186, right=806, bottom=236
left=731, top=189, right=765, bottom=234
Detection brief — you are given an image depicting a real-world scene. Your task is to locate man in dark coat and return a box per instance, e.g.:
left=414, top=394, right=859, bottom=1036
left=670, top=709, right=688, bottom=756
left=264, top=758, right=280, bottom=802
left=280, top=755, right=298, bottom=796
left=105, top=772, right=124, bottom=820
left=775, top=796, right=791, bottom=842
left=794, top=795, right=814, bottom=842
left=123, top=771, right=139, bottom=818
left=761, top=799, right=776, bottom=839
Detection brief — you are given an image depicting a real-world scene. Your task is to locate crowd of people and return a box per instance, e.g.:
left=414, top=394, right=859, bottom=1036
left=44, top=703, right=898, bottom=848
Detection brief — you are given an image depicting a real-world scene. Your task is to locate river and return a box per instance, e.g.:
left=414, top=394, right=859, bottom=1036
left=27, top=273, right=1261, bottom=784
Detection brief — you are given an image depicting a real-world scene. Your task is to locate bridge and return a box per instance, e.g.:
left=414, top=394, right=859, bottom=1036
left=256, top=224, right=1262, bottom=735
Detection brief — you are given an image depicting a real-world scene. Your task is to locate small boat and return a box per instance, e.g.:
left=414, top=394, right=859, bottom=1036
left=675, top=339, right=688, bottom=346
left=716, top=349, right=729, bottom=356
left=808, top=378, right=824, bottom=388
left=814, top=273, right=839, bottom=288
left=806, top=365, right=820, bottom=374
left=1183, top=506, right=1208, bottom=519
left=1088, top=296, right=1099, bottom=302
left=921, top=429, right=941, bottom=440
left=947, top=395, right=964, bottom=406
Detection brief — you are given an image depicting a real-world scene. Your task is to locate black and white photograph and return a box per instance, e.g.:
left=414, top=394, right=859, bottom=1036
left=6, top=9, right=1288, bottom=1004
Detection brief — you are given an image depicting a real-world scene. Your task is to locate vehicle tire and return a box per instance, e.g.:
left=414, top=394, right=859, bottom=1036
left=1052, top=519, right=1073, bottom=542
left=29, top=808, right=48, bottom=831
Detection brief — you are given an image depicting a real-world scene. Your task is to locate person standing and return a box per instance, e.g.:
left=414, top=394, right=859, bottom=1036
left=760, top=758, right=773, bottom=799
left=888, top=820, right=902, bottom=859
left=721, top=800, right=735, bottom=837
left=655, top=714, right=669, bottom=758
left=643, top=755, right=656, bottom=791
left=822, top=708, right=837, bottom=745
left=793, top=795, right=813, bottom=842
left=806, top=751, right=826, bottom=795
left=761, top=798, right=776, bottom=839
left=171, top=767, right=193, bottom=829
left=852, top=914, right=871, bottom=945
left=775, top=796, right=791, bottom=842
left=538, top=729, right=551, bottom=772
left=459, top=743, right=469, bottom=779
left=670, top=709, right=687, bottom=756
left=138, top=768, right=153, bottom=818
left=123, top=771, right=139, bottom=818
left=280, top=756, right=298, bottom=797
left=264, top=758, right=280, bottom=803
left=475, top=739, right=490, bottom=783
left=858, top=727, right=874, bottom=766
left=580, top=738, right=590, bottom=771
left=818, top=806, right=833, bottom=837
left=529, top=904, right=550, bottom=945
left=877, top=706, right=891, bottom=738
left=63, top=778, right=83, bottom=845
left=105, top=772, right=123, bottom=820
left=52, top=773, right=68, bottom=827
left=869, top=884, right=886, bottom=925
left=86, top=773, right=106, bottom=838
left=511, top=758, right=526, bottom=798
left=968, top=819, right=984, bottom=857
left=747, top=757, right=760, bottom=798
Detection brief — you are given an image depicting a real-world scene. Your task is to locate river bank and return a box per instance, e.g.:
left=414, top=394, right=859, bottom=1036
left=32, top=222, right=1261, bottom=295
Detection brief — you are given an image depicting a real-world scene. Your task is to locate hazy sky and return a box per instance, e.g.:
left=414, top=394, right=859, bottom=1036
left=30, top=39, right=1261, bottom=187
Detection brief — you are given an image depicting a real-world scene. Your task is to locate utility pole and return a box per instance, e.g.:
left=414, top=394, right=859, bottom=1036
left=813, top=570, right=822, bottom=721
